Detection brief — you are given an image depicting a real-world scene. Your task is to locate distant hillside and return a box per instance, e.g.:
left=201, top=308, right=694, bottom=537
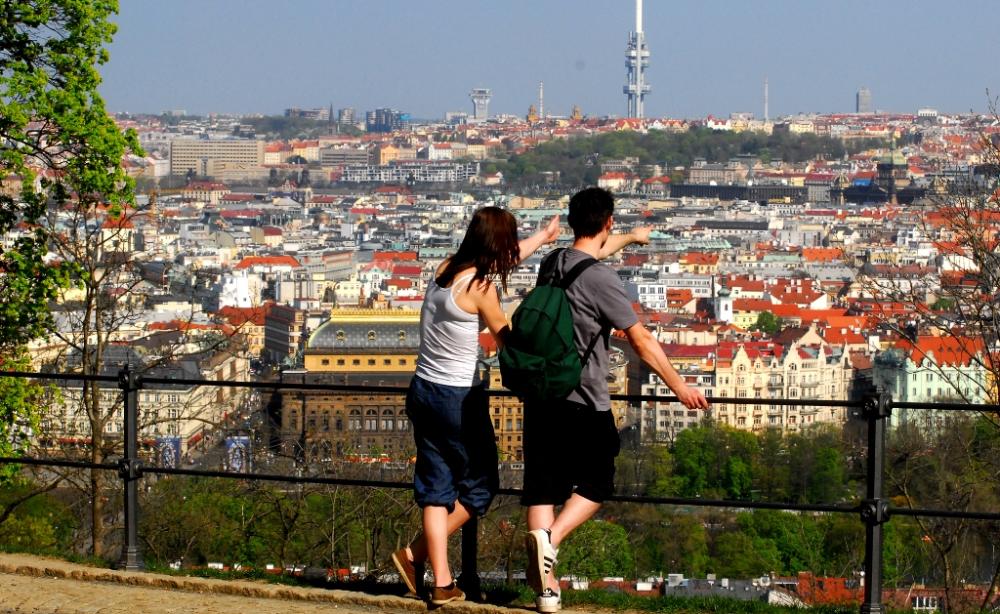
left=494, top=128, right=886, bottom=190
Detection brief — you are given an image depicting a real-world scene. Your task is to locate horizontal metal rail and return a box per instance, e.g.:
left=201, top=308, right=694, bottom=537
left=143, top=465, right=413, bottom=490
left=0, top=456, right=117, bottom=471
left=889, top=400, right=1000, bottom=412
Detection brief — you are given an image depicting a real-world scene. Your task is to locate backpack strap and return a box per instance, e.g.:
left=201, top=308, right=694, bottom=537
left=579, top=322, right=610, bottom=368
left=556, top=255, right=599, bottom=290
left=541, top=248, right=606, bottom=375
left=553, top=252, right=606, bottom=369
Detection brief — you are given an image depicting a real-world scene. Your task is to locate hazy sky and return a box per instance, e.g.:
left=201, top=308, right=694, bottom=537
left=100, top=0, right=1000, bottom=120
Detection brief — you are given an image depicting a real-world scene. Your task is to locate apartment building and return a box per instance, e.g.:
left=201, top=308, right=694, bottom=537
left=40, top=347, right=248, bottom=455
left=169, top=138, right=265, bottom=177
left=711, top=328, right=853, bottom=434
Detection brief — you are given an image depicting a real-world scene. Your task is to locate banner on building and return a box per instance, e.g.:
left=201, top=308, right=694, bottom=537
left=156, top=436, right=182, bottom=468
left=225, top=435, right=252, bottom=473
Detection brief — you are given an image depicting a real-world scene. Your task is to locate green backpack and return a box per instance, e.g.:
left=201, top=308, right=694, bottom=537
left=499, top=250, right=601, bottom=400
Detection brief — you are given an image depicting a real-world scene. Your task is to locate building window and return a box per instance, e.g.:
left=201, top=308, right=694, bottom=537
left=383, top=359, right=391, bottom=366
left=368, top=358, right=376, bottom=366
left=337, top=359, right=345, bottom=366
left=336, top=330, right=346, bottom=341
left=398, top=330, right=407, bottom=341
left=321, top=359, right=330, bottom=366
left=367, top=330, right=377, bottom=342
left=352, top=359, right=360, bottom=366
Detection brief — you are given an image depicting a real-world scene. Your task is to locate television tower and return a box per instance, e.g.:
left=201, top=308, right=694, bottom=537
left=764, top=76, right=769, bottom=122
left=623, top=0, right=651, bottom=118
left=470, top=88, right=492, bottom=122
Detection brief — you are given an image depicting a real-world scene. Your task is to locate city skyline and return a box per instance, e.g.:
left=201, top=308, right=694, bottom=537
left=102, top=0, right=1000, bottom=119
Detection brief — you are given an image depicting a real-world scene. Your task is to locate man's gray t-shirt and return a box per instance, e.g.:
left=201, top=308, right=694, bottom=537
left=537, top=247, right=639, bottom=411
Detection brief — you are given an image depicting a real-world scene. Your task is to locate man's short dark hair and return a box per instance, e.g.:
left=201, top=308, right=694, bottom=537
left=568, top=187, right=615, bottom=239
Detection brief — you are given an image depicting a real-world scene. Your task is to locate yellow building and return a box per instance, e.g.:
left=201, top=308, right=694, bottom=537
left=281, top=309, right=421, bottom=461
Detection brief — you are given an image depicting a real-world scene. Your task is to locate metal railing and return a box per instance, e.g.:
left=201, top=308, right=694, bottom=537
left=2, top=366, right=1000, bottom=614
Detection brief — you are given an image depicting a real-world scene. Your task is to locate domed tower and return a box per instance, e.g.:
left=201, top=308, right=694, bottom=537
left=714, top=283, right=733, bottom=324
left=527, top=104, right=538, bottom=123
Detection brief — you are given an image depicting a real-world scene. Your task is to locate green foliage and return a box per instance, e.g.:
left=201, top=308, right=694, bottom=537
left=0, top=0, right=141, bottom=453
left=498, top=129, right=885, bottom=189
left=0, top=480, right=77, bottom=554
left=750, top=312, right=783, bottom=336
left=671, top=426, right=760, bottom=499
left=560, top=589, right=858, bottom=614
left=140, top=477, right=419, bottom=571
left=241, top=116, right=331, bottom=140
left=0, top=353, right=44, bottom=481
left=557, top=520, right=635, bottom=580
left=614, top=506, right=710, bottom=577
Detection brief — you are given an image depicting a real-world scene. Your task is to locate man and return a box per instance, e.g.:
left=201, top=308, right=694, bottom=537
left=521, top=187, right=709, bottom=613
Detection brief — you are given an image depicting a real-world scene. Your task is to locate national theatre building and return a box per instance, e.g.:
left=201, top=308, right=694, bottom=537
left=279, top=309, right=421, bottom=462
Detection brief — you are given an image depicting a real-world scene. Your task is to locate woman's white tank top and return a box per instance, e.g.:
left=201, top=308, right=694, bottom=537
left=414, top=273, right=482, bottom=386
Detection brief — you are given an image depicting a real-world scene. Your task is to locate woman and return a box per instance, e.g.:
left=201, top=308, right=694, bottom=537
left=391, top=206, right=556, bottom=605
left=391, top=207, right=648, bottom=605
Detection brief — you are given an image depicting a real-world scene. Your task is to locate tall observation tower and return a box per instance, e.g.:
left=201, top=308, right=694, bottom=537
left=470, top=88, right=492, bottom=122
left=623, top=0, right=651, bottom=118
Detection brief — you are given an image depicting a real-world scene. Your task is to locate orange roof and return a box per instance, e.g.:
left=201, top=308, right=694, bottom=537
left=801, top=247, right=844, bottom=263
left=822, top=327, right=866, bottom=346
left=101, top=216, right=134, bottom=229
left=733, top=298, right=773, bottom=312
left=149, top=320, right=234, bottom=335
left=895, top=335, right=984, bottom=367
left=233, top=255, right=300, bottom=270
left=216, top=303, right=273, bottom=327
left=680, top=252, right=719, bottom=266
left=376, top=251, right=418, bottom=261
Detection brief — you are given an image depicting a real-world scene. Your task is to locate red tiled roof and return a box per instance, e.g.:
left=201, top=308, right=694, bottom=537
left=391, top=264, right=423, bottom=277
left=216, top=303, right=274, bottom=327
left=220, top=209, right=263, bottom=219
left=895, top=335, right=984, bottom=367
left=233, top=255, right=300, bottom=270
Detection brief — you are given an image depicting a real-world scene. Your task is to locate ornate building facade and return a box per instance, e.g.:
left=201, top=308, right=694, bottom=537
left=279, top=309, right=421, bottom=461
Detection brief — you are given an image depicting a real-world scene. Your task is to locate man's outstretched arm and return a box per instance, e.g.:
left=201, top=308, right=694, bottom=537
left=624, top=322, right=710, bottom=410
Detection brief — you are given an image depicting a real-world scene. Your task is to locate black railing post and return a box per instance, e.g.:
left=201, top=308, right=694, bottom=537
left=117, top=364, right=144, bottom=571
left=457, top=516, right=482, bottom=600
left=859, top=391, right=890, bottom=614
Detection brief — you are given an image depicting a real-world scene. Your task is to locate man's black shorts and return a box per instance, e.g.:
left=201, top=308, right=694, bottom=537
left=521, top=400, right=620, bottom=506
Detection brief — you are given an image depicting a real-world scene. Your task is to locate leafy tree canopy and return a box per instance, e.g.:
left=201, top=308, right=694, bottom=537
left=497, top=129, right=885, bottom=190
left=0, top=0, right=140, bottom=462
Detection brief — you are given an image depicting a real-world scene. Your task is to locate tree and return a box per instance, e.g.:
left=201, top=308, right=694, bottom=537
left=886, top=416, right=1000, bottom=610
left=557, top=520, right=635, bottom=580
left=856, top=108, right=1000, bottom=608
left=750, top=311, right=783, bottom=336
left=0, top=0, right=140, bottom=544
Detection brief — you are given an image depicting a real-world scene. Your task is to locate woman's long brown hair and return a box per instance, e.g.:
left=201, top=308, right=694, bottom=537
left=435, top=206, right=519, bottom=293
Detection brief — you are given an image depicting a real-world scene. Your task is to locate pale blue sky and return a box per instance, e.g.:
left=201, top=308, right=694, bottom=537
left=100, top=0, right=1000, bottom=119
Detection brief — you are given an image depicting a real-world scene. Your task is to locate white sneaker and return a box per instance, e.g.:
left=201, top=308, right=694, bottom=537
left=536, top=588, right=562, bottom=613
left=525, top=528, right=558, bottom=594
